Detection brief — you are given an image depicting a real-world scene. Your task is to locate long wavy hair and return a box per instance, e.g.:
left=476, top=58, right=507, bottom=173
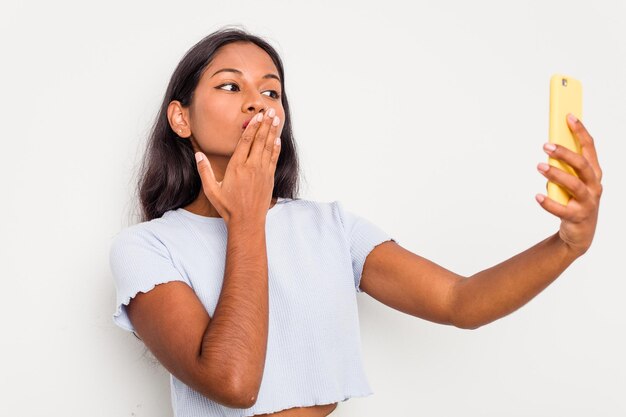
left=134, top=26, right=303, bottom=223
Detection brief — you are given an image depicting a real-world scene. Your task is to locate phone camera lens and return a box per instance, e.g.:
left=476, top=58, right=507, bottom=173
left=562, top=78, right=568, bottom=87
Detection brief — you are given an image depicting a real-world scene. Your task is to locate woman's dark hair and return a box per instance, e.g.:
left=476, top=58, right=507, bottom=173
left=134, top=26, right=302, bottom=223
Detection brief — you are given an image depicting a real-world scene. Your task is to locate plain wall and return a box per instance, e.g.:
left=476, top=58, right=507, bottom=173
left=1, top=0, right=624, bottom=415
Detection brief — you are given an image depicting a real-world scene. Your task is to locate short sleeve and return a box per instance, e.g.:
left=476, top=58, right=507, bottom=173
left=335, top=201, right=399, bottom=293
left=109, top=227, right=192, bottom=333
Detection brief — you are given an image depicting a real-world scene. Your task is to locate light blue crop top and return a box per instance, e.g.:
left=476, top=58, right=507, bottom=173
left=109, top=197, right=397, bottom=417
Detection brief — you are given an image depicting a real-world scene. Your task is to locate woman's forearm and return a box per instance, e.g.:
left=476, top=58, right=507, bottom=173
left=451, top=231, right=581, bottom=329
left=198, top=219, right=269, bottom=407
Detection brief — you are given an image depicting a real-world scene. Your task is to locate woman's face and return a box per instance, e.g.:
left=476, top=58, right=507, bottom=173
left=176, top=41, right=285, bottom=157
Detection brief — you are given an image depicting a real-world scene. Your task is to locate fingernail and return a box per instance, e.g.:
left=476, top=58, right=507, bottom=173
left=537, top=162, right=550, bottom=172
left=567, top=113, right=578, bottom=123
left=195, top=152, right=203, bottom=163
left=272, top=116, right=280, bottom=126
left=268, top=108, right=276, bottom=118
left=275, top=136, right=281, bottom=146
left=544, top=142, right=556, bottom=152
left=535, top=194, right=545, bottom=203
left=256, top=113, right=263, bottom=122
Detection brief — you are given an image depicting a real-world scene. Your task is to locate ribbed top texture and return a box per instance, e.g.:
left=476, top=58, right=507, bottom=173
left=109, top=198, right=397, bottom=416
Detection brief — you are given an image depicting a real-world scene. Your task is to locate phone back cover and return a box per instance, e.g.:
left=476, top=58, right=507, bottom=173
left=548, top=74, right=583, bottom=205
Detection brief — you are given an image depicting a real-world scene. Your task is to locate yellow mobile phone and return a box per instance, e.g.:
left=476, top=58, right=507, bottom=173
left=548, top=74, right=583, bottom=206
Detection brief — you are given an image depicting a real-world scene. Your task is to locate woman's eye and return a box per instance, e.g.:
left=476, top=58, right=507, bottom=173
left=262, top=90, right=281, bottom=99
left=218, top=83, right=240, bottom=92
left=217, top=83, right=280, bottom=99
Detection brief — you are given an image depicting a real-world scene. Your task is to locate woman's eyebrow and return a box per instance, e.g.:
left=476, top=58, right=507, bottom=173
left=210, top=68, right=281, bottom=82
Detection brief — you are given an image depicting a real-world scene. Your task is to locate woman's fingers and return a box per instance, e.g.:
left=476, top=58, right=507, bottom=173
left=537, top=161, right=588, bottom=202
left=194, top=151, right=218, bottom=199
left=248, top=108, right=276, bottom=164
left=231, top=112, right=263, bottom=167
left=536, top=192, right=574, bottom=219
left=536, top=116, right=604, bottom=226
left=262, top=114, right=281, bottom=169
left=543, top=142, right=598, bottom=192
left=566, top=114, right=603, bottom=181
left=268, top=134, right=281, bottom=176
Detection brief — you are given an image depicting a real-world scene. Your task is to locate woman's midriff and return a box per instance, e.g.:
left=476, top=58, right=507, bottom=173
left=254, top=402, right=338, bottom=417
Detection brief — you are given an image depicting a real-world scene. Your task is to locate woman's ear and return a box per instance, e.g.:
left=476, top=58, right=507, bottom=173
left=167, top=100, right=190, bottom=138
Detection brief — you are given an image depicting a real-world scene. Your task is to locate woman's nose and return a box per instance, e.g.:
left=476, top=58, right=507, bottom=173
left=242, top=92, right=265, bottom=114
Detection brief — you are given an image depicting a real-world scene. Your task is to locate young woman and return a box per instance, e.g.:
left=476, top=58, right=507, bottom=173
left=110, top=27, right=603, bottom=417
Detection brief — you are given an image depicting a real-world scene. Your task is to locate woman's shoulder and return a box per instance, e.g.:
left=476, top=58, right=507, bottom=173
left=280, top=197, right=346, bottom=218
left=110, top=210, right=186, bottom=247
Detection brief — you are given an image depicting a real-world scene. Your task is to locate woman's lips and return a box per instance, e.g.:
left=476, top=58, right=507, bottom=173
left=242, top=118, right=252, bottom=129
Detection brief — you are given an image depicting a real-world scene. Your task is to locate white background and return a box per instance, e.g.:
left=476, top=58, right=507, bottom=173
left=1, top=0, right=624, bottom=416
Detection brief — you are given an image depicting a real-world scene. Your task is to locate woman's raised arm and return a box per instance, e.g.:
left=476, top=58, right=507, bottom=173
left=359, top=114, right=602, bottom=329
